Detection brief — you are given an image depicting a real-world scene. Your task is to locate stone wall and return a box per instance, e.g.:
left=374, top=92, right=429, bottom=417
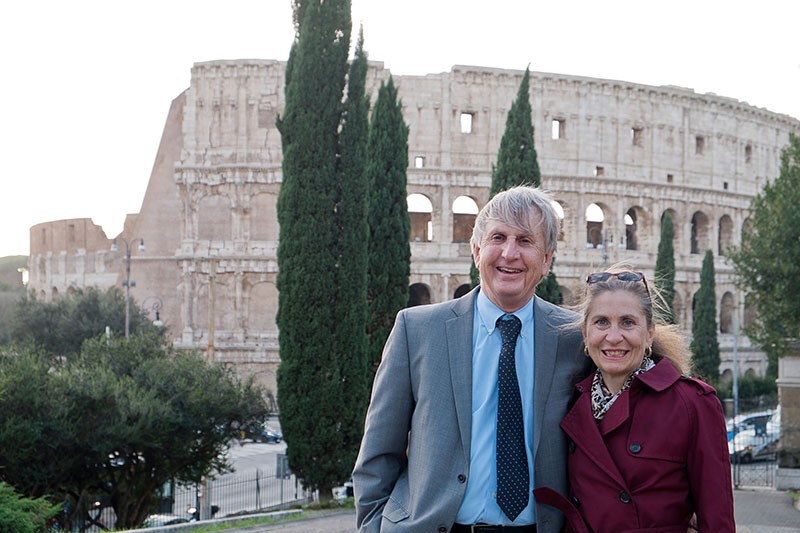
left=28, top=60, right=800, bottom=394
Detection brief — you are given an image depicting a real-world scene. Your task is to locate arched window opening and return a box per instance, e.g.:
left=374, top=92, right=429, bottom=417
left=408, top=283, right=432, bottom=307
left=720, top=292, right=735, bottom=333
left=453, top=284, right=471, bottom=299
left=408, top=193, right=433, bottom=242
left=552, top=200, right=565, bottom=240
left=585, top=203, right=604, bottom=248
left=743, top=295, right=756, bottom=329
left=741, top=217, right=751, bottom=246
left=673, top=292, right=684, bottom=326
left=690, top=211, right=710, bottom=255
left=718, top=215, right=733, bottom=256
left=452, top=196, right=478, bottom=243
left=198, top=194, right=232, bottom=241
left=625, top=209, right=637, bottom=250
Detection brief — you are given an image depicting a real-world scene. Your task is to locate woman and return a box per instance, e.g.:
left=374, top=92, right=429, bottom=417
left=535, top=266, right=734, bottom=532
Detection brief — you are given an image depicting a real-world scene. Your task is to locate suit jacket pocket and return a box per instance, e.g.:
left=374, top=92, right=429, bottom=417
left=383, top=495, right=410, bottom=524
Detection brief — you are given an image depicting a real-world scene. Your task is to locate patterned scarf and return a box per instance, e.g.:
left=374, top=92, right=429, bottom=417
left=591, top=357, right=656, bottom=420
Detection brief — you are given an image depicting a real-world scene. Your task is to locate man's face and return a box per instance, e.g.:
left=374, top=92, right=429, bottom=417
left=471, top=214, right=553, bottom=312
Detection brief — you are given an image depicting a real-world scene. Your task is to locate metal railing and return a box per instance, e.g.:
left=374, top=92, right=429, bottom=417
left=171, top=469, right=313, bottom=520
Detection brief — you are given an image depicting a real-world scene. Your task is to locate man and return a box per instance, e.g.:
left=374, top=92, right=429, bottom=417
left=353, top=186, right=592, bottom=532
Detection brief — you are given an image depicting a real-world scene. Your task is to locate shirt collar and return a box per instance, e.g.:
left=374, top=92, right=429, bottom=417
left=476, top=289, right=534, bottom=336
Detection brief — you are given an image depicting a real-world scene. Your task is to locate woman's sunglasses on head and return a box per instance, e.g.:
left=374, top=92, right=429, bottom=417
left=586, top=271, right=649, bottom=293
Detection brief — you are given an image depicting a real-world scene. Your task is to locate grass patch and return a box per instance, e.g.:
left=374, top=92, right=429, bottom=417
left=187, top=499, right=355, bottom=532
left=189, top=511, right=311, bottom=532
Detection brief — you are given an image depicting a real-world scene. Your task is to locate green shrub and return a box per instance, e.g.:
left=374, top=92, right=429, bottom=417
left=0, top=482, right=60, bottom=533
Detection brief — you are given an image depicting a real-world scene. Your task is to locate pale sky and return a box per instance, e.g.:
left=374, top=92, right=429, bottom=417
left=1, top=0, right=798, bottom=258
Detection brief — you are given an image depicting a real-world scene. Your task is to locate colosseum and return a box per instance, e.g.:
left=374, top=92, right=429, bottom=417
left=28, top=59, right=800, bottom=395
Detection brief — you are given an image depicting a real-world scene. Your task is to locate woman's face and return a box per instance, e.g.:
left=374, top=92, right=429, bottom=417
left=581, top=289, right=655, bottom=393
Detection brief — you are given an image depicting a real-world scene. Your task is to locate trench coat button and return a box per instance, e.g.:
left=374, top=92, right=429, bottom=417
left=457, top=474, right=466, bottom=483
left=570, top=495, right=581, bottom=507
left=629, top=443, right=642, bottom=454
left=438, top=526, right=447, bottom=532
left=619, top=491, right=631, bottom=504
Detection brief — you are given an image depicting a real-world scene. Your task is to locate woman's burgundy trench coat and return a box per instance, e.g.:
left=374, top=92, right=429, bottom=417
left=535, top=358, right=735, bottom=532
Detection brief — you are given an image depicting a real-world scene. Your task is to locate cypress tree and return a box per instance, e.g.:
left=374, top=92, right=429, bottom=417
left=366, top=77, right=410, bottom=372
left=331, top=28, right=370, bottom=481
left=536, top=259, right=563, bottom=304
left=275, top=0, right=356, bottom=499
left=489, top=67, right=541, bottom=195
left=472, top=67, right=552, bottom=297
left=654, top=214, right=676, bottom=324
left=691, top=250, right=721, bottom=385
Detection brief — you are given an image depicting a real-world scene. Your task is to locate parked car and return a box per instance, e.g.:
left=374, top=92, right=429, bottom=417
left=726, top=409, right=774, bottom=442
left=729, top=411, right=780, bottom=463
left=245, top=424, right=283, bottom=444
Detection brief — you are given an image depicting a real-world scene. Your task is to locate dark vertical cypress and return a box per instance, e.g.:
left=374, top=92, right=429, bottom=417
left=366, top=77, right=410, bottom=372
left=275, top=0, right=354, bottom=500
left=332, top=27, right=370, bottom=479
left=654, top=214, right=676, bottom=324
left=691, top=250, right=721, bottom=385
left=472, top=67, right=559, bottom=303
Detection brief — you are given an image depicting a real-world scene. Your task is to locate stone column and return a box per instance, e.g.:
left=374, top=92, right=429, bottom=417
left=776, top=339, right=800, bottom=489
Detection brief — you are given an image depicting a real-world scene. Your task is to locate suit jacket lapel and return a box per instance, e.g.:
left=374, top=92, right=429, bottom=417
left=532, top=297, right=557, bottom=458
left=447, top=287, right=478, bottom=462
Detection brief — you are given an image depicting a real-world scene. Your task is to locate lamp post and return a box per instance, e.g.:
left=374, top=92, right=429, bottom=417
left=111, top=237, right=145, bottom=338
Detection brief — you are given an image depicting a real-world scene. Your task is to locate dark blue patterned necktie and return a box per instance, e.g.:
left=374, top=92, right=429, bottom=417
left=496, top=314, right=528, bottom=521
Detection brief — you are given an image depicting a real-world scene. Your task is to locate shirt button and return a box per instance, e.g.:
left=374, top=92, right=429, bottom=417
left=629, top=443, right=642, bottom=454
left=457, top=474, right=466, bottom=483
left=619, top=491, right=631, bottom=504
left=568, top=440, right=576, bottom=454
left=438, top=527, right=447, bottom=532
left=570, top=495, right=581, bottom=507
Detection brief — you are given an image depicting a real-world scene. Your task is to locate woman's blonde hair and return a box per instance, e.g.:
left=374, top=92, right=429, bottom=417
left=571, top=262, right=691, bottom=375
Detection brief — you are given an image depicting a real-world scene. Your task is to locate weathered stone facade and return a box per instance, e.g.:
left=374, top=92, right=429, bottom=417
left=28, top=59, right=800, bottom=395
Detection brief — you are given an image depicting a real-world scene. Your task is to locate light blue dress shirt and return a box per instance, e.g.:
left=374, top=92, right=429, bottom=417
left=455, top=291, right=536, bottom=525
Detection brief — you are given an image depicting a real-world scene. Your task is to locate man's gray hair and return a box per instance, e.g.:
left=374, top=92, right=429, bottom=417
left=470, top=186, right=560, bottom=254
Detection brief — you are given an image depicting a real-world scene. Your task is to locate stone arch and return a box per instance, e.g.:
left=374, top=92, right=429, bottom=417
left=741, top=217, right=751, bottom=244
left=452, top=195, right=478, bottom=243
left=624, top=207, right=640, bottom=250
left=690, top=211, right=711, bottom=254
left=408, top=193, right=433, bottom=242
left=585, top=202, right=609, bottom=248
left=551, top=200, right=566, bottom=241
left=196, top=276, right=236, bottom=333
left=250, top=192, right=278, bottom=241
left=408, top=282, right=432, bottom=307
left=718, top=215, right=734, bottom=256
left=453, top=283, right=471, bottom=299
left=248, top=281, right=277, bottom=332
left=720, top=291, right=735, bottom=333
left=743, top=294, right=756, bottom=329
left=560, top=285, right=577, bottom=307
left=673, top=291, right=684, bottom=326
left=721, top=369, right=733, bottom=383
left=661, top=209, right=678, bottom=241
left=745, top=368, right=756, bottom=378
left=198, top=194, right=232, bottom=241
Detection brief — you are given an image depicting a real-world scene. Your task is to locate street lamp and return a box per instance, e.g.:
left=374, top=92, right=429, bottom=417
left=142, top=296, right=164, bottom=328
left=111, top=237, right=145, bottom=338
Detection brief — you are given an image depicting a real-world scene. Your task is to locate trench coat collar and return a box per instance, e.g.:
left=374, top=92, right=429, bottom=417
left=560, top=358, right=683, bottom=487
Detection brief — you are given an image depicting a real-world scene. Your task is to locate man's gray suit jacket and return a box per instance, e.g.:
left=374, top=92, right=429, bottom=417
left=353, top=287, right=591, bottom=532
